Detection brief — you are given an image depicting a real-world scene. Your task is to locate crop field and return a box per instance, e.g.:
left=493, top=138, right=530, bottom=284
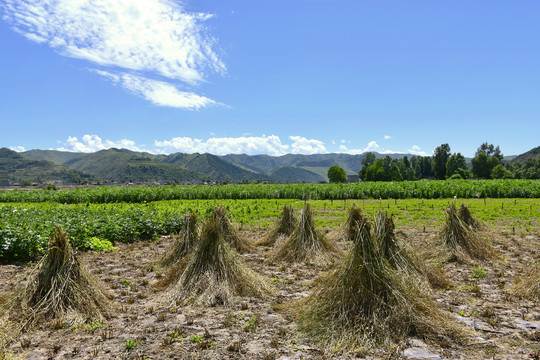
left=0, top=179, right=539, bottom=203
left=0, top=186, right=539, bottom=359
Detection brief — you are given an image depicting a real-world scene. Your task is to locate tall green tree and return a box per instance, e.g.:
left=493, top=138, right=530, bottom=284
left=445, top=152, right=468, bottom=178
left=432, top=143, right=451, bottom=180
left=365, top=159, right=387, bottom=181
left=359, top=152, right=376, bottom=181
left=472, top=143, right=502, bottom=179
left=327, top=165, right=347, bottom=183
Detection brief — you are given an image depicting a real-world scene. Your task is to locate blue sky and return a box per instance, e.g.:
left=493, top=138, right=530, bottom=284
left=1, top=0, right=539, bottom=157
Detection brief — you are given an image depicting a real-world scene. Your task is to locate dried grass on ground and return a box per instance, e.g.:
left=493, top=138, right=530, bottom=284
left=271, top=204, right=343, bottom=265
left=297, top=217, right=466, bottom=353
left=162, top=211, right=273, bottom=307
left=257, top=205, right=297, bottom=247
left=513, top=265, right=540, bottom=302
left=1, top=226, right=112, bottom=333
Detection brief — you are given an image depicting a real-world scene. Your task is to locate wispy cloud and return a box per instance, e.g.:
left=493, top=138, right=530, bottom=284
left=384, top=135, right=391, bottom=140
left=3, top=0, right=224, bottom=108
left=96, top=71, right=217, bottom=109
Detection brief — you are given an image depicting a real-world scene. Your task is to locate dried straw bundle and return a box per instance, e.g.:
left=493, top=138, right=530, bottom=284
left=257, top=205, right=297, bottom=246
left=271, top=204, right=343, bottom=265
left=297, top=218, right=466, bottom=352
left=441, top=204, right=493, bottom=261
left=2, top=226, right=112, bottom=331
left=163, top=212, right=272, bottom=306
left=330, top=205, right=364, bottom=242
left=513, top=265, right=540, bottom=302
left=152, top=212, right=199, bottom=272
left=375, top=211, right=450, bottom=289
left=210, top=206, right=254, bottom=253
left=457, top=204, right=482, bottom=230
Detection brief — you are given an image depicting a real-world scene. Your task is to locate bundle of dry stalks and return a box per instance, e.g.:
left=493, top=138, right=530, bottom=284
left=271, top=204, right=343, bottom=265
left=152, top=212, right=199, bottom=272
left=163, top=212, right=272, bottom=306
left=2, top=226, right=112, bottom=332
left=257, top=205, right=297, bottom=246
left=330, top=205, right=364, bottom=242
left=513, top=265, right=540, bottom=302
left=374, top=211, right=450, bottom=289
left=210, top=206, right=254, bottom=253
left=297, top=218, right=466, bottom=352
left=440, top=204, right=493, bottom=261
left=457, top=204, right=482, bottom=230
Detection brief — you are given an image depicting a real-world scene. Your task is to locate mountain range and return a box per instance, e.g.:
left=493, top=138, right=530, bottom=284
left=0, top=146, right=535, bottom=185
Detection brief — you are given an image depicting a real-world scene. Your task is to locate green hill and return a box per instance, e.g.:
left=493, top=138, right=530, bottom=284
left=269, top=166, right=324, bottom=183
left=0, top=148, right=94, bottom=184
left=62, top=149, right=207, bottom=182
left=509, top=146, right=540, bottom=165
left=159, top=153, right=261, bottom=182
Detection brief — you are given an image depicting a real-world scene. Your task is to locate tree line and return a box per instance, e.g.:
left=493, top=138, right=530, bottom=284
left=327, top=142, right=540, bottom=183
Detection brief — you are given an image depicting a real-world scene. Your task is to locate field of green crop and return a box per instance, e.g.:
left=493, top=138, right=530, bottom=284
left=1, top=179, right=539, bottom=203
left=2, top=197, right=537, bottom=262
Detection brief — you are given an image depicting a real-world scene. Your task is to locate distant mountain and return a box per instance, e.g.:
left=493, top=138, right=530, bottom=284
left=60, top=149, right=207, bottom=182
left=269, top=166, right=324, bottom=183
left=14, top=148, right=418, bottom=184
left=0, top=148, right=94, bottom=184
left=157, top=153, right=261, bottom=182
left=220, top=152, right=407, bottom=181
left=509, top=146, right=540, bottom=165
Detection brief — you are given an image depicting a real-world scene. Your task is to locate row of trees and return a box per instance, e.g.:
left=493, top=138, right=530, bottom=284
left=327, top=143, right=539, bottom=183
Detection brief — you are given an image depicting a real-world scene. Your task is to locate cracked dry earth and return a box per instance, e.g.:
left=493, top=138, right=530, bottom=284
left=0, top=225, right=539, bottom=360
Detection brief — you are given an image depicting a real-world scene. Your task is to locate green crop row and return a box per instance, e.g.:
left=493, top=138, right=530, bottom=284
left=0, top=179, right=539, bottom=204
left=0, top=204, right=185, bottom=261
left=2, top=198, right=538, bottom=262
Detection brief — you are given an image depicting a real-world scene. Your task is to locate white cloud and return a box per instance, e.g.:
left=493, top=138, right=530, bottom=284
left=408, top=145, right=428, bottom=156
left=339, top=140, right=402, bottom=155
left=96, top=71, right=216, bottom=109
left=9, top=146, right=26, bottom=152
left=384, top=135, right=391, bottom=140
left=288, top=136, right=327, bottom=155
left=57, top=135, right=143, bottom=153
left=53, top=134, right=334, bottom=156
left=3, top=0, right=224, bottom=108
left=154, top=135, right=289, bottom=156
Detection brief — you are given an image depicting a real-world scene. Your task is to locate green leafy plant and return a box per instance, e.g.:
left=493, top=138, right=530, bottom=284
left=471, top=266, right=488, bottom=279
left=125, top=338, right=139, bottom=350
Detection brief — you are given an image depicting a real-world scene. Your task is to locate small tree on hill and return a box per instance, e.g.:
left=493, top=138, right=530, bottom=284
left=328, top=165, right=347, bottom=183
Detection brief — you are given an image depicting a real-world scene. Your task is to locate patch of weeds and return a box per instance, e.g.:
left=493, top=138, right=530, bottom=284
left=189, top=335, right=204, bottom=343
left=84, top=321, right=103, bottom=332
left=223, top=313, right=236, bottom=327
left=127, top=297, right=135, bottom=304
left=244, top=315, right=260, bottom=333
left=530, top=350, right=540, bottom=360
left=471, top=266, right=488, bottom=279
left=125, top=338, right=140, bottom=350
left=121, top=279, right=130, bottom=286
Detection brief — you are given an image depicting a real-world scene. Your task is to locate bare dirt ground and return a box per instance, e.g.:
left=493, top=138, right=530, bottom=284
left=1, top=224, right=539, bottom=360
